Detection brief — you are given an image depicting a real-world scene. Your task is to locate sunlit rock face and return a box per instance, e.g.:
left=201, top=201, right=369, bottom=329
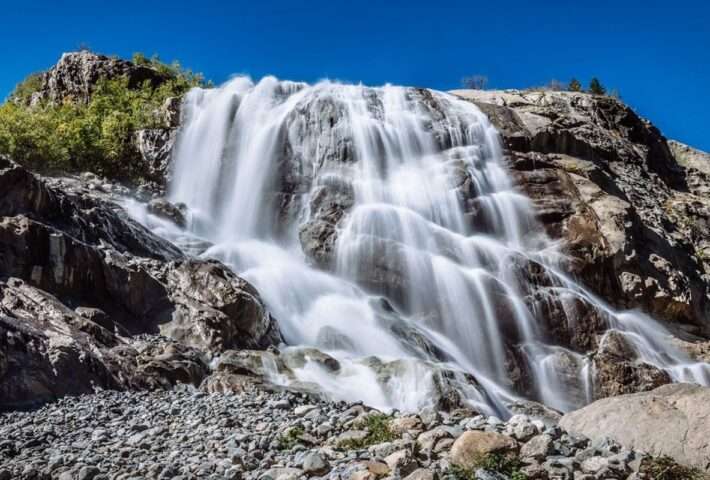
left=153, top=78, right=710, bottom=415
left=452, top=89, right=710, bottom=334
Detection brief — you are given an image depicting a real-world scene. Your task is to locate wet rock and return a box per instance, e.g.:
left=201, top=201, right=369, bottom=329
left=147, top=198, right=186, bottom=227
left=592, top=330, right=672, bottom=398
left=452, top=89, right=710, bottom=334
left=134, top=128, right=178, bottom=188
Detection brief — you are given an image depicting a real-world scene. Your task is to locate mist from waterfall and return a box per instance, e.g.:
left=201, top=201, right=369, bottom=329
left=131, top=76, right=710, bottom=416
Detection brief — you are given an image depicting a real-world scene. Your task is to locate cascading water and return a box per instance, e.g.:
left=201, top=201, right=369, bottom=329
left=129, top=76, right=710, bottom=416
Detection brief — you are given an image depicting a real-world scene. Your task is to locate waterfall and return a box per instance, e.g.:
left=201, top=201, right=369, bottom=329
left=135, top=76, right=710, bottom=415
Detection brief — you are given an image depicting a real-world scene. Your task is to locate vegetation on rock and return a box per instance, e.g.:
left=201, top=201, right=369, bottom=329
left=447, top=453, right=528, bottom=480
left=0, top=53, right=207, bottom=182
left=640, top=456, right=708, bottom=480
left=568, top=78, right=582, bottom=91
left=277, top=425, right=305, bottom=450
left=338, top=413, right=398, bottom=449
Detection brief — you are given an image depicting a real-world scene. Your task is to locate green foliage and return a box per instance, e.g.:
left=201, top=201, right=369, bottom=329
left=568, top=78, right=582, bottom=92
left=0, top=53, right=209, bottom=180
left=447, top=454, right=528, bottom=480
left=277, top=426, right=305, bottom=450
left=640, top=456, right=708, bottom=480
left=338, top=413, right=398, bottom=449
left=9, top=73, right=43, bottom=104
left=588, top=77, right=606, bottom=95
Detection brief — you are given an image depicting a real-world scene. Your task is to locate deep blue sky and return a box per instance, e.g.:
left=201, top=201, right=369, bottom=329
left=2, top=1, right=708, bottom=150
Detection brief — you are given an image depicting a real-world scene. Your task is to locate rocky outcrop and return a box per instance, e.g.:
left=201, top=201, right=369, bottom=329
left=0, top=157, right=280, bottom=408
left=27, top=51, right=170, bottom=106
left=452, top=89, right=710, bottom=336
left=560, top=383, right=710, bottom=471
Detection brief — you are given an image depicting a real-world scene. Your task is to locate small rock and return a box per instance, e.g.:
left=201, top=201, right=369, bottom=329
left=384, top=449, right=418, bottom=476
left=366, top=460, right=391, bottom=476
left=302, top=452, right=330, bottom=476
left=403, top=468, right=436, bottom=480
left=520, top=434, right=553, bottom=460
left=78, top=466, right=101, bottom=480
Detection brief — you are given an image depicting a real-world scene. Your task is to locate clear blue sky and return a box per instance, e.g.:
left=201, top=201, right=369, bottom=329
left=2, top=0, right=708, bottom=150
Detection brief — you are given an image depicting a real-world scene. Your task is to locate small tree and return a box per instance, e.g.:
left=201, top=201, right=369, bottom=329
left=461, top=75, right=488, bottom=90
left=132, top=52, right=149, bottom=66
left=588, top=77, right=606, bottom=95
left=568, top=78, right=582, bottom=92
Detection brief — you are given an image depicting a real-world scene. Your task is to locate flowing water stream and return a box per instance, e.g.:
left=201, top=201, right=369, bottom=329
left=128, top=77, right=710, bottom=416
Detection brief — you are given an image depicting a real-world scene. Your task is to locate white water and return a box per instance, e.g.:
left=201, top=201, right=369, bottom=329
left=129, top=76, right=710, bottom=416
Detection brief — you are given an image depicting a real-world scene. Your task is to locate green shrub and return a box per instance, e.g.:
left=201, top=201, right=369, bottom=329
left=568, top=78, right=582, bottom=92
left=447, top=453, right=528, bottom=480
left=640, top=456, right=708, bottom=480
left=9, top=72, right=43, bottom=104
left=0, top=53, right=209, bottom=181
left=338, top=413, right=398, bottom=449
left=277, top=425, right=305, bottom=450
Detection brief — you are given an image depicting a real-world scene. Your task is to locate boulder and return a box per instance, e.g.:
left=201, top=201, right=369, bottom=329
left=449, top=431, right=518, bottom=468
left=560, top=383, right=710, bottom=471
left=592, top=330, right=671, bottom=398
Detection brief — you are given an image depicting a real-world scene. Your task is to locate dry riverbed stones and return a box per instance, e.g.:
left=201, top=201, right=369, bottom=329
left=0, top=385, right=663, bottom=480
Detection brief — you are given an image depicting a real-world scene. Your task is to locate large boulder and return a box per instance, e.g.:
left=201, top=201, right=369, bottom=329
left=560, top=383, right=710, bottom=471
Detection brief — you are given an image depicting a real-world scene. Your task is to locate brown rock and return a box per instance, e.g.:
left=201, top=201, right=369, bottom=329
left=449, top=431, right=518, bottom=468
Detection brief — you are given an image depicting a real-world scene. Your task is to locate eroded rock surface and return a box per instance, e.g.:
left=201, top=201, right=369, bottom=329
left=27, top=51, right=170, bottom=106
left=451, top=89, right=710, bottom=335
left=0, top=157, right=280, bottom=409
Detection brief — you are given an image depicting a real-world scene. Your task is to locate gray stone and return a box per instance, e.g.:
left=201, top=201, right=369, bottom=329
left=560, top=384, right=710, bottom=471
left=302, top=452, right=330, bottom=476
left=521, top=434, right=553, bottom=460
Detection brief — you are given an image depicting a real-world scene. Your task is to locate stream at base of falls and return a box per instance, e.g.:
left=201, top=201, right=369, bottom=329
left=125, top=76, right=710, bottom=416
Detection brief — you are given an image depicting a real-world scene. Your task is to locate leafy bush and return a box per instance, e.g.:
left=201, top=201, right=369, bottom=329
left=447, top=453, right=528, bottom=480
left=0, top=53, right=208, bottom=181
left=568, top=78, right=582, bottom=92
left=9, top=72, right=43, bottom=104
left=640, top=456, right=708, bottom=480
left=277, top=425, right=305, bottom=450
left=338, top=413, right=398, bottom=449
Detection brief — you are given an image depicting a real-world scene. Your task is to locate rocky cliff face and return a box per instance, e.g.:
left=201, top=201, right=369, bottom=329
left=451, top=90, right=710, bottom=338
left=27, top=51, right=170, bottom=106
left=0, top=156, right=280, bottom=409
